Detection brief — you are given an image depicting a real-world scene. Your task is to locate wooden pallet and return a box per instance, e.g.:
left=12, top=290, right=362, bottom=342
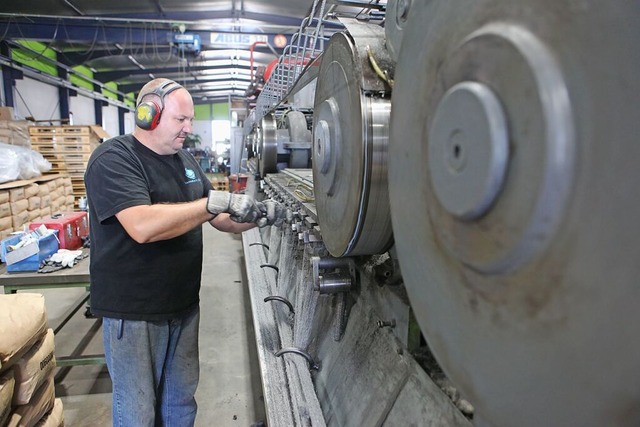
left=56, top=152, right=91, bottom=162
left=30, top=143, right=93, bottom=154
left=29, top=126, right=91, bottom=136
left=49, top=161, right=67, bottom=170
left=42, top=152, right=91, bottom=162
left=31, top=135, right=92, bottom=144
left=71, top=179, right=86, bottom=190
left=63, top=160, right=89, bottom=171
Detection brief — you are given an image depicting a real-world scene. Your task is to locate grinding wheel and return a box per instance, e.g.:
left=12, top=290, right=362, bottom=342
left=312, top=23, right=394, bottom=257
left=258, top=113, right=278, bottom=178
left=388, top=1, right=640, bottom=426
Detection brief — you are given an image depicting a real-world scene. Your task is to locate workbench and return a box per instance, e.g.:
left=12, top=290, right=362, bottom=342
left=0, top=253, right=105, bottom=367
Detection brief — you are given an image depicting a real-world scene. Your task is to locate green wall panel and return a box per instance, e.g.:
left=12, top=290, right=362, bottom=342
left=102, top=82, right=118, bottom=100
left=70, top=65, right=94, bottom=90
left=12, top=41, right=58, bottom=77
left=125, top=93, right=136, bottom=108
left=195, top=103, right=229, bottom=121
left=195, top=104, right=213, bottom=120
left=213, top=102, right=229, bottom=120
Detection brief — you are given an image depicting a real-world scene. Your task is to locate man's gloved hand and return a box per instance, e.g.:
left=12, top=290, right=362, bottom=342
left=49, top=249, right=83, bottom=268
left=207, top=190, right=263, bottom=223
left=257, top=199, right=288, bottom=228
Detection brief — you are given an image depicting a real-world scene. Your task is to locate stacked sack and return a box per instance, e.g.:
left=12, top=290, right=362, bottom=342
left=0, top=293, right=64, bottom=427
left=0, top=120, right=31, bottom=149
left=0, top=190, right=10, bottom=240
left=0, top=175, right=76, bottom=239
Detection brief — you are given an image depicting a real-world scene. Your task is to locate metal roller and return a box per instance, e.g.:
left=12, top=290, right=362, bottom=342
left=285, top=111, right=311, bottom=144
left=388, top=1, right=640, bottom=426
left=385, top=0, right=412, bottom=63
left=285, top=111, right=312, bottom=169
left=258, top=113, right=278, bottom=177
left=312, top=22, right=394, bottom=257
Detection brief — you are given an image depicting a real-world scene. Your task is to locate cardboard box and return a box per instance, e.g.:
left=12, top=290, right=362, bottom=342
left=0, top=107, right=14, bottom=121
left=0, top=128, right=11, bottom=139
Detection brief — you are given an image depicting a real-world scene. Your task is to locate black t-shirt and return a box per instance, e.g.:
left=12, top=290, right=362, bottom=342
left=84, top=134, right=213, bottom=320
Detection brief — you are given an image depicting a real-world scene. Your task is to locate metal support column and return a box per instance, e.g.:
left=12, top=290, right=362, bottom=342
left=57, top=66, right=71, bottom=121
left=93, top=82, right=103, bottom=127
left=0, top=41, right=16, bottom=107
left=118, top=94, right=126, bottom=135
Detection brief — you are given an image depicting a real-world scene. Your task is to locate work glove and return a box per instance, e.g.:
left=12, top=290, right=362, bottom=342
left=207, top=190, right=263, bottom=223
left=257, top=199, right=288, bottom=228
left=49, top=249, right=83, bottom=268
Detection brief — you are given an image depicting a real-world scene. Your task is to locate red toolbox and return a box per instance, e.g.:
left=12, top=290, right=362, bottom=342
left=29, top=212, right=89, bottom=250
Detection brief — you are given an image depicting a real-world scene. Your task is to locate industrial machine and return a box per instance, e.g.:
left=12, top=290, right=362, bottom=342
left=240, top=1, right=640, bottom=426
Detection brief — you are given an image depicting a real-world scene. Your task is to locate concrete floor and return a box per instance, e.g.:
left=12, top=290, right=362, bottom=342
left=3, top=225, right=266, bottom=426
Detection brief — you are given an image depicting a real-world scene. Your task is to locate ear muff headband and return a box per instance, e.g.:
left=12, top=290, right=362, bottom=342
left=135, top=81, right=183, bottom=130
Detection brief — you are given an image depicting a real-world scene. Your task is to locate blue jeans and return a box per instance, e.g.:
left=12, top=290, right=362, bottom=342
left=102, top=307, right=200, bottom=427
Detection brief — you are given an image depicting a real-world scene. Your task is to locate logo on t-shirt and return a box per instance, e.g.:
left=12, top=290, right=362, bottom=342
left=185, top=168, right=196, bottom=180
left=184, top=168, right=201, bottom=184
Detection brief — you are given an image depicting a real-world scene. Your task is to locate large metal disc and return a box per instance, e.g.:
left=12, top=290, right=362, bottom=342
left=258, top=113, right=278, bottom=178
left=312, top=25, right=393, bottom=257
left=389, top=1, right=640, bottom=426
left=385, top=0, right=412, bottom=62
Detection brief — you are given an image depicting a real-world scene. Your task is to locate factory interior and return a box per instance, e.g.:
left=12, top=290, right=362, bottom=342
left=0, top=1, right=639, bottom=426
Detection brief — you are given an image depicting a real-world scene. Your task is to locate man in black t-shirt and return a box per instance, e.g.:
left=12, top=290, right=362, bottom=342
left=85, top=78, right=286, bottom=427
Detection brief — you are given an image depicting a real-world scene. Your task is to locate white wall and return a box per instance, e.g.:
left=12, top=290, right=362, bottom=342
left=192, top=120, right=213, bottom=150
left=124, top=111, right=134, bottom=135
left=69, top=94, right=96, bottom=125
left=102, top=104, right=119, bottom=137
left=14, top=77, right=60, bottom=121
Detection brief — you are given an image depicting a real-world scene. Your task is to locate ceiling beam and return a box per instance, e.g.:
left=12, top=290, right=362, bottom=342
left=0, top=10, right=310, bottom=32
left=0, top=21, right=293, bottom=45
left=59, top=43, right=279, bottom=67
left=96, top=63, right=251, bottom=83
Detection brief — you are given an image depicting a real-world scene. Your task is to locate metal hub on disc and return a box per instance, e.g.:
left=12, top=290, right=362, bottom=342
left=312, top=25, right=393, bottom=257
left=258, top=113, right=277, bottom=178
left=388, top=1, right=640, bottom=426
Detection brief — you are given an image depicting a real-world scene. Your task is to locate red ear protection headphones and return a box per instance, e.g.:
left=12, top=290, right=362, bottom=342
left=135, top=80, right=183, bottom=130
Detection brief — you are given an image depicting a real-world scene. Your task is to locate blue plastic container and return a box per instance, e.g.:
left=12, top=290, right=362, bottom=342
left=1, top=231, right=59, bottom=273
